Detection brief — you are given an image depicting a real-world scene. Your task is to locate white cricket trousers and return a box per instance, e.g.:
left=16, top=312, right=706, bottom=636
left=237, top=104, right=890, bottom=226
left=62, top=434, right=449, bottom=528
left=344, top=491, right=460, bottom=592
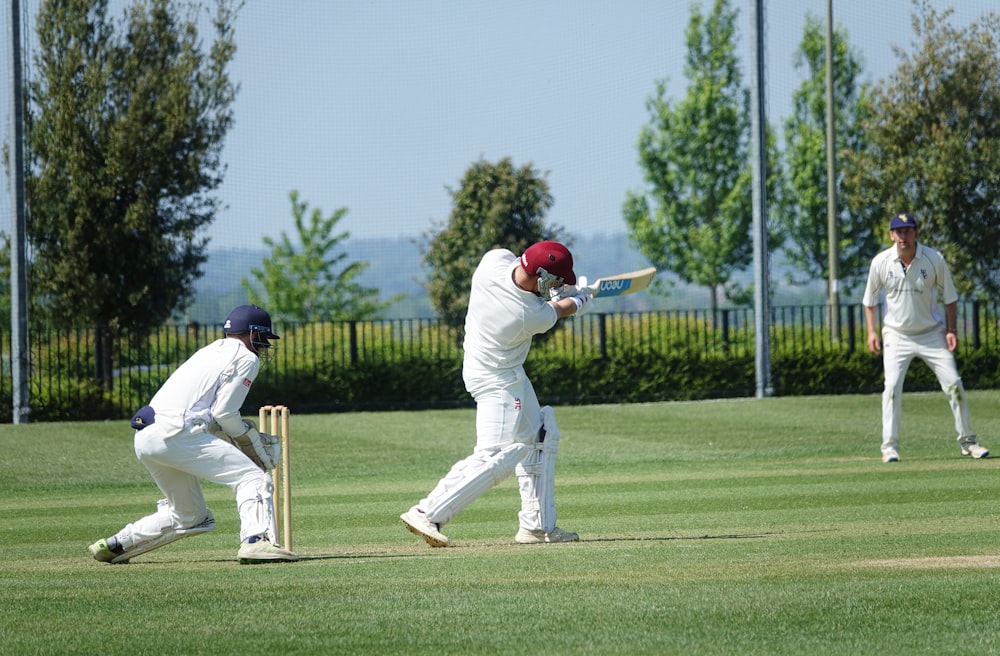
left=419, top=365, right=545, bottom=528
left=880, top=326, right=974, bottom=454
left=120, top=425, right=275, bottom=546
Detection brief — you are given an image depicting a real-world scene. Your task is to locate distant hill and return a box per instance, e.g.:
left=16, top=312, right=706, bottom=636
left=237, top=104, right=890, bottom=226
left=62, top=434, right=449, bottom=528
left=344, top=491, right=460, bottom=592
left=182, top=233, right=829, bottom=324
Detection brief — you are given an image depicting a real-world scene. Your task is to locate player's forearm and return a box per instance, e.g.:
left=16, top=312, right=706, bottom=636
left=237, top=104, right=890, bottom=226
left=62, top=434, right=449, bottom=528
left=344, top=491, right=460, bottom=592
left=549, top=297, right=576, bottom=319
left=944, top=302, right=958, bottom=333
left=863, top=305, right=878, bottom=335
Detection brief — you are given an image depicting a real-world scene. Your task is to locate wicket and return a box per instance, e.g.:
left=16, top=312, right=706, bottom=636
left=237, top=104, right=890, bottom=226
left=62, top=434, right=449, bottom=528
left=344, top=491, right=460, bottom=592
left=259, top=404, right=292, bottom=551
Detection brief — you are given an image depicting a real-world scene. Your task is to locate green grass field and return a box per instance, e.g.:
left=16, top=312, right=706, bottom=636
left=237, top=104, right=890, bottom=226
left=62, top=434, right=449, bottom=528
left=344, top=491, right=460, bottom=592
left=3, top=391, right=1000, bottom=655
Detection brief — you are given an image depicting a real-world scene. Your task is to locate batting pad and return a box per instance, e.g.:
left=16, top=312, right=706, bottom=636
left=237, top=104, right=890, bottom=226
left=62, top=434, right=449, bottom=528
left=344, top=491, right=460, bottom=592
left=112, top=500, right=216, bottom=563
left=516, top=406, right=560, bottom=533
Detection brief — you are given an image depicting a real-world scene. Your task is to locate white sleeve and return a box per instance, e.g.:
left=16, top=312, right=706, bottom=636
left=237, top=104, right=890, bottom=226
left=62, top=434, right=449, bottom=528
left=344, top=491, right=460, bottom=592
left=525, top=300, right=559, bottom=335
left=861, top=256, right=883, bottom=307
left=937, top=254, right=959, bottom=305
left=212, top=354, right=260, bottom=437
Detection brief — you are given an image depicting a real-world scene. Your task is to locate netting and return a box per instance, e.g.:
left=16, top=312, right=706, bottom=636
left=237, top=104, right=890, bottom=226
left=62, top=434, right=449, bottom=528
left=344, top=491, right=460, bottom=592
left=2, top=1, right=997, bottom=321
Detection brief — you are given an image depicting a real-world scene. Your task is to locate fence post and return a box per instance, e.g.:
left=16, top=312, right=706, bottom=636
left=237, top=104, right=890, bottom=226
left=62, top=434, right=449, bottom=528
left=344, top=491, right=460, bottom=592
left=599, top=314, right=608, bottom=360
left=349, top=320, right=359, bottom=365
left=972, top=300, right=981, bottom=350
left=95, top=325, right=105, bottom=385
left=846, top=306, right=855, bottom=355
left=721, top=309, right=730, bottom=355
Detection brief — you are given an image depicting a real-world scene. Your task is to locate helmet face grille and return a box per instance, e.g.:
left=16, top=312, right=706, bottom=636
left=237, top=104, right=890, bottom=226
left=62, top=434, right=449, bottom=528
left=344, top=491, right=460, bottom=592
left=250, top=330, right=276, bottom=362
left=535, top=268, right=564, bottom=297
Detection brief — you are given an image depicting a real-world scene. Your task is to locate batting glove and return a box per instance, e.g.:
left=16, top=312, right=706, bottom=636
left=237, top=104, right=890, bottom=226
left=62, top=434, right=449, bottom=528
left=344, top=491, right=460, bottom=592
left=554, top=275, right=592, bottom=300
left=579, top=275, right=600, bottom=297
left=569, top=293, right=592, bottom=316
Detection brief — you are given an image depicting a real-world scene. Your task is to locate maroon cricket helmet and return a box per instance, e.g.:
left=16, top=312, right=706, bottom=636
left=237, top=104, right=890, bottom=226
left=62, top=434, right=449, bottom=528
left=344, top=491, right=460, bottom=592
left=520, top=241, right=576, bottom=286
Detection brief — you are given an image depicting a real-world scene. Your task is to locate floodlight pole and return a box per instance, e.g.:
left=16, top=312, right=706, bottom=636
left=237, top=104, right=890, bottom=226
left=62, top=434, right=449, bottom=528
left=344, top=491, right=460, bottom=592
left=7, top=0, right=30, bottom=423
left=826, top=0, right=841, bottom=342
left=749, top=0, right=772, bottom=398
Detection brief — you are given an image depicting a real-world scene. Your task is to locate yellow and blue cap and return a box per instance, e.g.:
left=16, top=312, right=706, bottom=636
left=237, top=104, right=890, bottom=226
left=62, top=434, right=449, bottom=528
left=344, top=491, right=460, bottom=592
left=889, top=213, right=917, bottom=230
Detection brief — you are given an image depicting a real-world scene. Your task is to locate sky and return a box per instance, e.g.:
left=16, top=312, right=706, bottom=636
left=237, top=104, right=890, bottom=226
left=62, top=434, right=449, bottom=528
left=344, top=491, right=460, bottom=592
left=3, top=0, right=1000, bottom=256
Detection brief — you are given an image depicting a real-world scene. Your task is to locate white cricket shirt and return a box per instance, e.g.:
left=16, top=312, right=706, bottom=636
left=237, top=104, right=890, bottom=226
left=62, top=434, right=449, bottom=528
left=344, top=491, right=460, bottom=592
left=862, top=242, right=958, bottom=335
left=463, top=249, right=558, bottom=371
left=148, top=338, right=260, bottom=438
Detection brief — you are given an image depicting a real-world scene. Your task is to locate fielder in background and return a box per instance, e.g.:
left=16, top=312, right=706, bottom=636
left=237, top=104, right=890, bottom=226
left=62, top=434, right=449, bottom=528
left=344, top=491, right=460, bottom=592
left=88, top=305, right=298, bottom=564
left=401, top=241, right=593, bottom=547
left=862, top=213, right=989, bottom=463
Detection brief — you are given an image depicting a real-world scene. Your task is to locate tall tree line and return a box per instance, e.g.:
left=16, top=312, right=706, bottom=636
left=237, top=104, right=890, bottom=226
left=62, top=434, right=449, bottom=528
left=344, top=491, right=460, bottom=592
left=22, top=0, right=239, bottom=386
left=7, top=0, right=1000, bottom=356
left=624, top=0, right=1000, bottom=308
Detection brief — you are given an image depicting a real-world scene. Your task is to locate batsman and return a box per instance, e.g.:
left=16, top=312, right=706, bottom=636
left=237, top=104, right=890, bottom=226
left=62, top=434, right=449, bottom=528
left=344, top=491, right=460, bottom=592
left=402, top=241, right=594, bottom=547
left=88, top=305, right=297, bottom=564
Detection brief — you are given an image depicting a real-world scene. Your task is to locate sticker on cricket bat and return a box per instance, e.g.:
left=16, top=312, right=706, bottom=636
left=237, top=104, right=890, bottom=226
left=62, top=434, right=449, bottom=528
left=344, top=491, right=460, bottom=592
left=590, top=267, right=657, bottom=298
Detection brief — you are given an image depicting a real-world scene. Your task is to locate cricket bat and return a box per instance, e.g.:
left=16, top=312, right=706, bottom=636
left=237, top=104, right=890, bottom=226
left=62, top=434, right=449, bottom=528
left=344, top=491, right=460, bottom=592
left=589, top=267, right=657, bottom=298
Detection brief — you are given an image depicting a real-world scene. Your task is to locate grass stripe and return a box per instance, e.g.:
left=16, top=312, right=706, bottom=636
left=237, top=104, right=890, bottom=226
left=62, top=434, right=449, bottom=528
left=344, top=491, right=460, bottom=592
left=2, top=391, right=999, bottom=655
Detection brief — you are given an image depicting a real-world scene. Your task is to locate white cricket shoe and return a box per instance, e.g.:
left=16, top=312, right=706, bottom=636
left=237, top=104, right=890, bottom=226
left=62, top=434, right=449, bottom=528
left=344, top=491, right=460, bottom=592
left=88, top=539, right=125, bottom=563
left=237, top=539, right=298, bottom=564
left=961, top=441, right=989, bottom=459
left=515, top=527, right=580, bottom=544
left=401, top=507, right=449, bottom=547
left=882, top=449, right=900, bottom=463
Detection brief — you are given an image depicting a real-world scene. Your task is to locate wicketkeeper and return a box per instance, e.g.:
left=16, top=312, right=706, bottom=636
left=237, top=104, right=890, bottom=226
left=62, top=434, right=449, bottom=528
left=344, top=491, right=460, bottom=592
left=88, top=305, right=298, bottom=564
left=402, top=241, right=593, bottom=547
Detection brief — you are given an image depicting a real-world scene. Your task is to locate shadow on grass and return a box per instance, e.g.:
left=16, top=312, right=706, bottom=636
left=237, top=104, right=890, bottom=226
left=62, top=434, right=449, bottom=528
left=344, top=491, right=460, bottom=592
left=292, top=553, right=429, bottom=561
left=100, top=553, right=432, bottom=565
left=582, top=529, right=837, bottom=542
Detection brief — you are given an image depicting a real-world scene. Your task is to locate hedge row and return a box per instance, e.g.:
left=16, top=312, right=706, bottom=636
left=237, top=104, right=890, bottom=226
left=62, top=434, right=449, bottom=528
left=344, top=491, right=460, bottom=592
left=240, top=345, right=1000, bottom=415
left=8, top=327, right=1000, bottom=423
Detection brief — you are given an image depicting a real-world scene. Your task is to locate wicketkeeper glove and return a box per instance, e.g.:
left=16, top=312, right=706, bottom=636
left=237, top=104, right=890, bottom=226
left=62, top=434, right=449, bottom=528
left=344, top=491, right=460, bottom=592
left=213, top=419, right=281, bottom=472
left=240, top=423, right=281, bottom=471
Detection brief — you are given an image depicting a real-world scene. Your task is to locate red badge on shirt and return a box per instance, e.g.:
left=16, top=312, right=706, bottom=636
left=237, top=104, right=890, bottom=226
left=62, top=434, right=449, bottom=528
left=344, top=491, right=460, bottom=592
left=242, top=378, right=252, bottom=388
left=514, top=398, right=521, bottom=410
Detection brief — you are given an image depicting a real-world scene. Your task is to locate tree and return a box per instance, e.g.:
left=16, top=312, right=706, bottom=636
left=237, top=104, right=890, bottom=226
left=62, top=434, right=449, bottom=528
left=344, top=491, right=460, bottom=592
left=24, top=0, right=238, bottom=385
left=242, top=191, right=395, bottom=322
left=422, top=157, right=563, bottom=329
left=780, top=13, right=876, bottom=298
left=842, top=0, right=1000, bottom=298
left=622, top=0, right=783, bottom=312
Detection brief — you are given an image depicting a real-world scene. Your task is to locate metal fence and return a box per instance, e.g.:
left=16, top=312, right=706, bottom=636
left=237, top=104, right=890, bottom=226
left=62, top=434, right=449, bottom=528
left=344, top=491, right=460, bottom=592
left=271, top=300, right=999, bottom=369
left=2, top=301, right=998, bottom=422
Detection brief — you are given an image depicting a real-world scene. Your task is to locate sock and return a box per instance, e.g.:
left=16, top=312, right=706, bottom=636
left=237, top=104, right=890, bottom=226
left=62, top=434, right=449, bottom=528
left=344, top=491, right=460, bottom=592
left=106, top=537, right=124, bottom=554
